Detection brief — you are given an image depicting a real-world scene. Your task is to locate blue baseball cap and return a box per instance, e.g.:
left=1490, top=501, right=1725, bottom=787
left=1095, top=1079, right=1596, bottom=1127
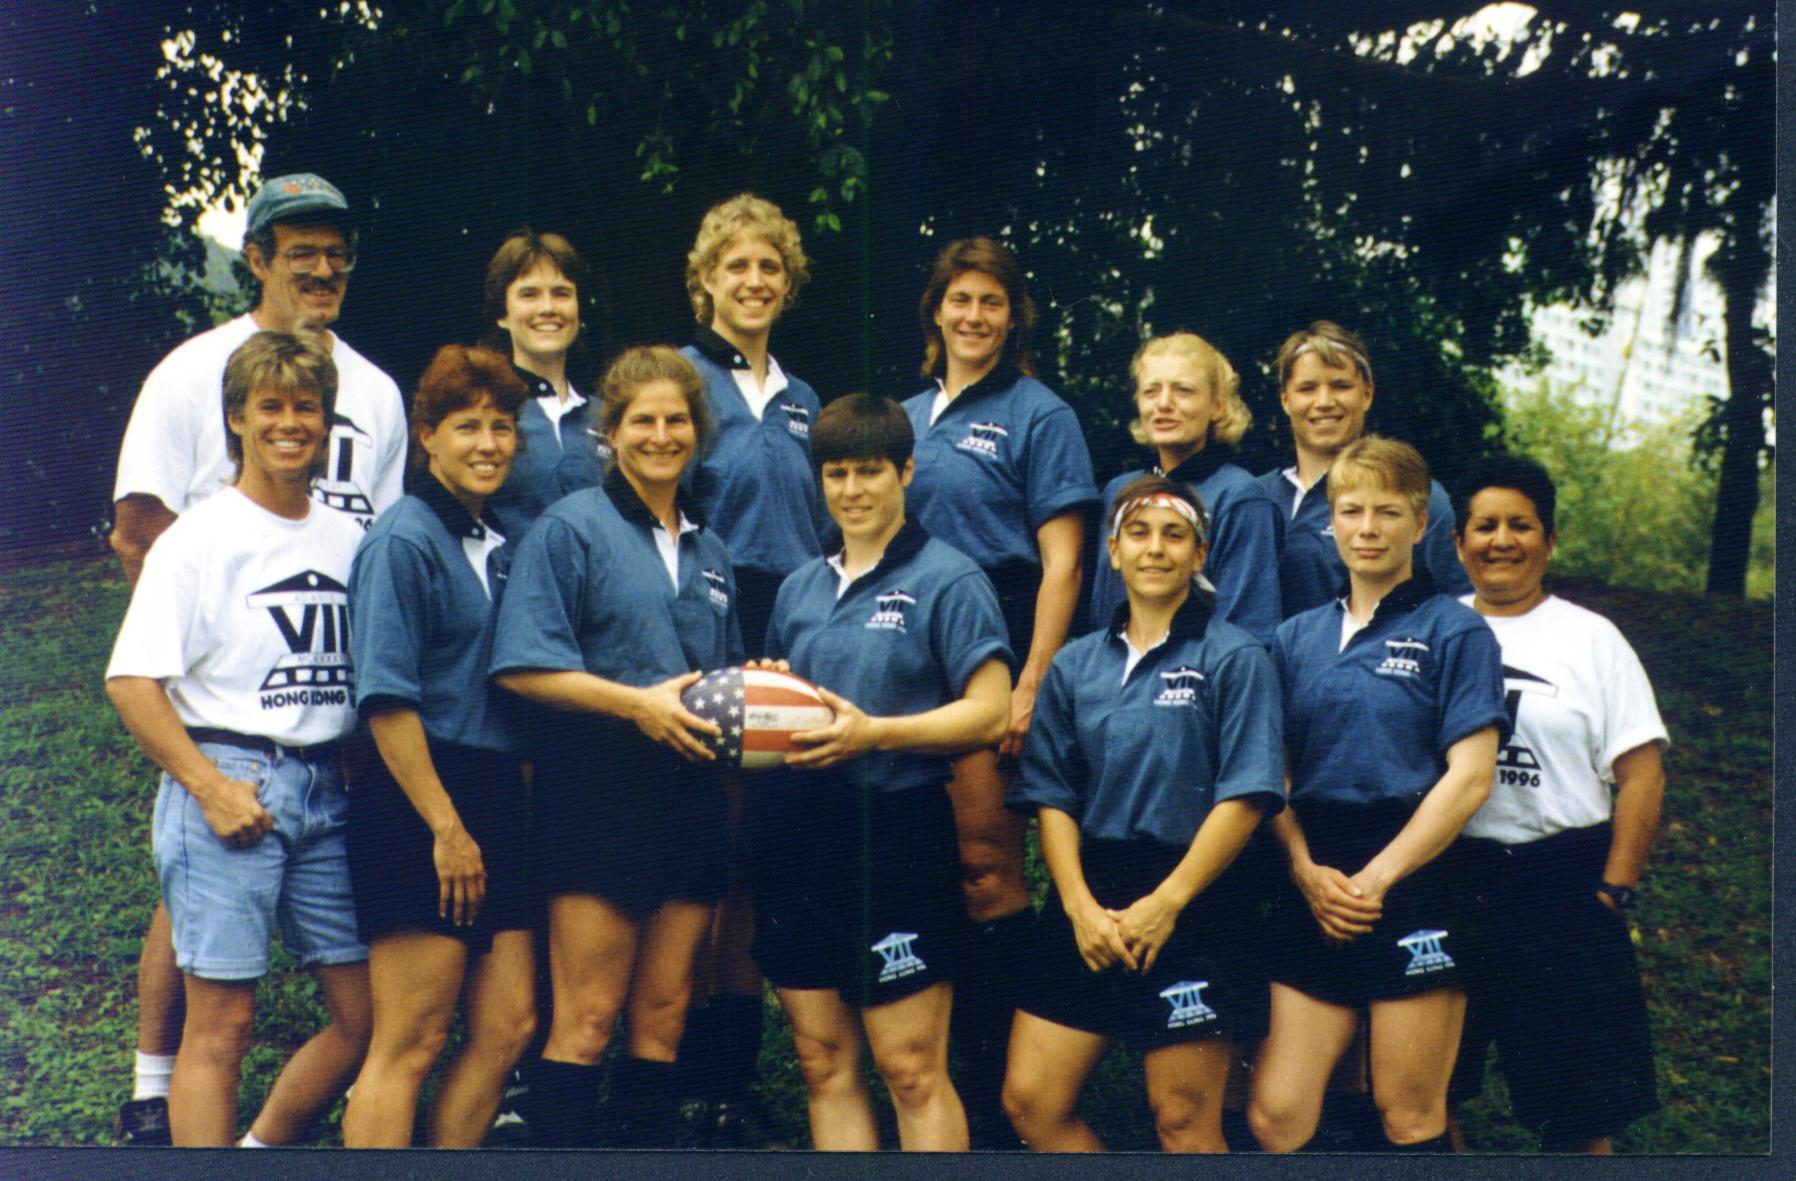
left=244, top=173, right=350, bottom=235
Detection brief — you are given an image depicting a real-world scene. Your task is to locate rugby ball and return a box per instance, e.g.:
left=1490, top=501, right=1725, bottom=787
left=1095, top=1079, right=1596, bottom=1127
left=682, top=666, right=835, bottom=770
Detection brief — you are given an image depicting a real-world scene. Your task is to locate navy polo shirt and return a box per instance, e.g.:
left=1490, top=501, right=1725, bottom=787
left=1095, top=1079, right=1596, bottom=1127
left=902, top=366, right=1100, bottom=570
left=491, top=468, right=743, bottom=688
left=1088, top=449, right=1285, bottom=646
left=1011, top=591, right=1285, bottom=847
left=350, top=473, right=521, bottom=753
left=683, top=327, right=824, bottom=578
left=1257, top=467, right=1472, bottom=619
left=485, top=364, right=603, bottom=543
left=1271, top=572, right=1508, bottom=809
left=765, top=522, right=1014, bottom=794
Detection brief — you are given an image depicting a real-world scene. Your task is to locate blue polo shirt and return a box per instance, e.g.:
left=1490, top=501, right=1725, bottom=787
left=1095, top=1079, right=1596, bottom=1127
left=683, top=328, right=824, bottom=578
left=1271, top=572, right=1507, bottom=809
left=902, top=366, right=1100, bottom=570
left=766, top=522, right=1014, bottom=794
left=490, top=469, right=743, bottom=688
left=1257, top=467, right=1471, bottom=619
left=349, top=473, right=522, bottom=753
left=1011, top=591, right=1285, bottom=847
left=485, top=364, right=604, bottom=543
left=1088, top=449, right=1285, bottom=646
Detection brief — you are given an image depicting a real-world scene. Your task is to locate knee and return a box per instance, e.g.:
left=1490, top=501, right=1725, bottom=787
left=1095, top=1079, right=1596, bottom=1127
left=553, top=993, right=623, bottom=1063
left=375, top=1023, right=452, bottom=1084
left=872, top=1045, right=947, bottom=1112
left=1000, top=1076, right=1055, bottom=1137
left=1152, top=1095, right=1215, bottom=1153
left=1246, top=1093, right=1314, bottom=1154
left=474, top=1000, right=537, bottom=1066
left=629, top=986, right=693, bottom=1055
left=791, top=1030, right=858, bottom=1096
left=183, top=1006, right=254, bottom=1065
left=1375, top=1091, right=1446, bottom=1145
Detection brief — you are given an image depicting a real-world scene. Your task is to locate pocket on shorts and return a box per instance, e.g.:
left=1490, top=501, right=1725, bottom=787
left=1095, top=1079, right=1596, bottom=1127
left=205, top=750, right=273, bottom=802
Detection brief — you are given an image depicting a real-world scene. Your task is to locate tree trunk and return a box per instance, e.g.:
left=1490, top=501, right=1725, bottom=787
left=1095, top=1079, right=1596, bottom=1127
left=1704, top=199, right=1772, bottom=596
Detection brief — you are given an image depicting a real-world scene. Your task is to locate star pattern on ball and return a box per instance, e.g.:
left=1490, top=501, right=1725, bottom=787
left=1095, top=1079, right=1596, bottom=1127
left=691, top=668, right=745, bottom=764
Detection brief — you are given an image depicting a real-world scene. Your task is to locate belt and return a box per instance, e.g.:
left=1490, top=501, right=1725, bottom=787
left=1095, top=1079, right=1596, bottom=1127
left=187, top=727, right=343, bottom=764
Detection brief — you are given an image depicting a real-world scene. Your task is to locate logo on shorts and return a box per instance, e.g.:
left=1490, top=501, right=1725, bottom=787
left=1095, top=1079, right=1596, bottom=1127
left=866, top=589, right=916, bottom=632
left=247, top=570, right=354, bottom=709
left=1159, top=980, right=1217, bottom=1029
left=1398, top=929, right=1454, bottom=976
left=872, top=932, right=926, bottom=983
left=702, top=568, right=731, bottom=611
left=314, top=413, right=377, bottom=528
left=1376, top=637, right=1430, bottom=678
left=1155, top=665, right=1205, bottom=707
left=780, top=402, right=811, bottom=437
left=955, top=421, right=1009, bottom=458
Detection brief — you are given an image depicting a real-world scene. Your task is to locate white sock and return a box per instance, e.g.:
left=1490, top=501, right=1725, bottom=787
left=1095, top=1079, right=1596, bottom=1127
left=132, top=1051, right=176, bottom=1101
left=239, top=1131, right=273, bottom=1148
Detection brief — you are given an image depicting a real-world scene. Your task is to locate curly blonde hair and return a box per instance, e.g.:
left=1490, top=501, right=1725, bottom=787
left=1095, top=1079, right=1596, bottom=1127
left=1126, top=331, right=1251, bottom=448
left=684, top=194, right=810, bottom=324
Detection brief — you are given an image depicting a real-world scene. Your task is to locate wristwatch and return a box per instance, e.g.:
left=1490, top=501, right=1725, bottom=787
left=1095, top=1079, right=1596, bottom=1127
left=1596, top=882, right=1637, bottom=911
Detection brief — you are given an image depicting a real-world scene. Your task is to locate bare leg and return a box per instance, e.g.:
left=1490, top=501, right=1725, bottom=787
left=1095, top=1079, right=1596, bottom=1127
left=1366, top=988, right=1466, bottom=1146
left=167, top=975, right=256, bottom=1146
left=862, top=982, right=967, bottom=1151
left=428, top=930, right=536, bottom=1147
left=246, top=961, right=371, bottom=1145
left=341, top=933, right=465, bottom=1147
left=946, top=750, right=1029, bottom=922
left=542, top=893, right=638, bottom=1064
left=1143, top=1038, right=1235, bottom=1153
left=1246, top=982, right=1360, bottom=1153
left=777, top=987, right=878, bottom=1150
left=624, top=900, right=714, bottom=1061
left=137, top=904, right=185, bottom=1057
left=1000, top=1010, right=1109, bottom=1151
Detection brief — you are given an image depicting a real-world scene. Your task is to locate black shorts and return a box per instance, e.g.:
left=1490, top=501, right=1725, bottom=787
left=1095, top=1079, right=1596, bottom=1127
left=1018, top=839, right=1269, bottom=1050
left=348, top=740, right=532, bottom=954
left=982, top=560, right=1041, bottom=668
left=531, top=718, right=727, bottom=914
left=1451, top=822, right=1657, bottom=1146
left=750, top=773, right=963, bottom=1008
left=1268, top=799, right=1488, bottom=1007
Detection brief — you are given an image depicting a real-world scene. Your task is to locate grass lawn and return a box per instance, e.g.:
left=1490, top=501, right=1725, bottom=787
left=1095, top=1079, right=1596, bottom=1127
left=0, top=553, right=1770, bottom=1152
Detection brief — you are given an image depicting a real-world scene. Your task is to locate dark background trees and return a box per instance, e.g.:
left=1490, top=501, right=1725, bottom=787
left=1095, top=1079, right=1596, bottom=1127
left=3, top=1, right=1773, bottom=591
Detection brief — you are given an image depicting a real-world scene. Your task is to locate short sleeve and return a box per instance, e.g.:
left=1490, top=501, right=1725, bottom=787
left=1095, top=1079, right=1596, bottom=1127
left=1208, top=641, right=1287, bottom=814
left=1008, top=655, right=1084, bottom=818
left=112, top=361, right=201, bottom=510
left=369, top=387, right=408, bottom=515
left=348, top=532, right=429, bottom=711
left=1434, top=619, right=1509, bottom=752
left=1594, top=623, right=1670, bottom=778
left=490, top=516, right=592, bottom=676
left=106, top=531, right=201, bottom=682
left=1022, top=403, right=1100, bottom=532
left=930, top=569, right=1016, bottom=693
left=1206, top=491, right=1284, bottom=647
left=1422, top=482, right=1472, bottom=598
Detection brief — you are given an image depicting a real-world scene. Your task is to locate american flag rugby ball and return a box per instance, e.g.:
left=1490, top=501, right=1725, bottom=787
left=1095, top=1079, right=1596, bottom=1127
left=682, top=666, right=836, bottom=769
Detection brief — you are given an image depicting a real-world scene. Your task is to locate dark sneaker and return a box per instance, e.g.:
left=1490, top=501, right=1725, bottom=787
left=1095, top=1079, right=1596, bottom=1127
left=487, top=1069, right=533, bottom=1148
left=708, top=1094, right=789, bottom=1150
left=115, top=1097, right=171, bottom=1147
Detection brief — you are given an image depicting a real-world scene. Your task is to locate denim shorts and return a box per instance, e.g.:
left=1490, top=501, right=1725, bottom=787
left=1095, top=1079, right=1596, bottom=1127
left=153, top=741, right=368, bottom=980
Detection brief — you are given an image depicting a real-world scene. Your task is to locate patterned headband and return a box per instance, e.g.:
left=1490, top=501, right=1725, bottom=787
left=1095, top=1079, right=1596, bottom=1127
left=1109, top=492, right=1206, bottom=542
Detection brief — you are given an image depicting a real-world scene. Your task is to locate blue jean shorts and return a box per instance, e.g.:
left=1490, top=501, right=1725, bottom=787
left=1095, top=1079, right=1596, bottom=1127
left=153, top=741, right=368, bottom=980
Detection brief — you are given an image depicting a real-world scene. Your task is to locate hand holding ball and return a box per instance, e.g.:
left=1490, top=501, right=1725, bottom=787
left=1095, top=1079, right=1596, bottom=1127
left=681, top=667, right=836, bottom=769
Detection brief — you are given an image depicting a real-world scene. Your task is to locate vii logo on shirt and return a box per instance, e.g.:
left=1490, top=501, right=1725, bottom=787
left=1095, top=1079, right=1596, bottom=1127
left=867, top=589, right=916, bottom=632
left=314, top=414, right=377, bottom=527
left=780, top=402, right=811, bottom=437
left=955, top=421, right=1008, bottom=458
left=1376, top=637, right=1430, bottom=678
left=1154, top=665, right=1205, bottom=707
left=248, top=570, right=353, bottom=709
left=702, top=568, right=732, bottom=611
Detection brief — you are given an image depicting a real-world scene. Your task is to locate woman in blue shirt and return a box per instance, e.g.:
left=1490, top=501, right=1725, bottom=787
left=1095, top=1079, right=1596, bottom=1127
left=342, top=345, right=534, bottom=1147
left=1248, top=436, right=1505, bottom=1154
left=1005, top=474, right=1285, bottom=1152
left=490, top=346, right=742, bottom=1148
left=755, top=394, right=1013, bottom=1150
left=901, top=237, right=1100, bottom=1147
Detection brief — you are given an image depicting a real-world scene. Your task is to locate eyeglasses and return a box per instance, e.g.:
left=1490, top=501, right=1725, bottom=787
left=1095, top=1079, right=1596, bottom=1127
left=274, top=246, right=357, bottom=274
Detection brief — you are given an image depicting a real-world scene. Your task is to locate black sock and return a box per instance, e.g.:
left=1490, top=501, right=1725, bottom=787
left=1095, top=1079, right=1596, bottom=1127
left=953, top=909, right=1034, bottom=1150
left=1315, top=1091, right=1384, bottom=1152
left=528, top=1058, right=603, bottom=1149
left=711, top=993, right=764, bottom=1099
left=674, top=1002, right=725, bottom=1100
left=610, top=1056, right=679, bottom=1148
left=1385, top=1130, right=1453, bottom=1153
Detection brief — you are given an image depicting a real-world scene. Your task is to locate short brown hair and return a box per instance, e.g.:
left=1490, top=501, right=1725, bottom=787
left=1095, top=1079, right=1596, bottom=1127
left=597, top=345, right=714, bottom=455
left=1127, top=332, right=1252, bottom=448
left=685, top=194, right=810, bottom=324
left=1273, top=320, right=1374, bottom=390
left=1327, top=435, right=1430, bottom=516
left=221, top=331, right=338, bottom=480
left=481, top=229, right=588, bottom=348
left=409, top=345, right=530, bottom=473
left=811, top=394, right=915, bottom=472
left=917, top=237, right=1037, bottom=379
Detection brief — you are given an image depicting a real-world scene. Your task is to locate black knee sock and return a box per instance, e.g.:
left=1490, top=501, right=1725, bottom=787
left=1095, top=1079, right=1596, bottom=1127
left=1314, top=1091, right=1384, bottom=1152
left=711, top=993, right=763, bottom=1099
left=674, top=1002, right=724, bottom=1100
left=1385, top=1130, right=1453, bottom=1153
left=610, top=1056, right=679, bottom=1148
left=528, top=1059, right=603, bottom=1149
left=952, top=909, right=1034, bottom=1150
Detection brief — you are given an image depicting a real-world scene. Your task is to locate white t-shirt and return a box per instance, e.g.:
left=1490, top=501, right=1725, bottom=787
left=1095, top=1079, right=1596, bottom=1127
left=1459, top=594, right=1669, bottom=845
left=113, top=314, right=407, bottom=531
left=107, top=488, right=363, bottom=745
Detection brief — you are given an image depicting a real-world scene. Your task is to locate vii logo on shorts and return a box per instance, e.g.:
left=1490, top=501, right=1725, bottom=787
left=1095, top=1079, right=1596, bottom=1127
left=955, top=421, right=1008, bottom=458
left=872, top=932, right=926, bottom=983
left=248, top=570, right=353, bottom=708
left=1159, top=980, right=1217, bottom=1029
left=1154, top=665, right=1205, bottom=707
left=1398, top=928, right=1454, bottom=976
left=866, top=589, right=916, bottom=632
left=1376, top=637, right=1430, bottom=678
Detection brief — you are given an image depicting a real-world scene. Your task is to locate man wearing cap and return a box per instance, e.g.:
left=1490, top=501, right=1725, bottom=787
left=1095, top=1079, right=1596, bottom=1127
left=108, top=173, right=405, bottom=1145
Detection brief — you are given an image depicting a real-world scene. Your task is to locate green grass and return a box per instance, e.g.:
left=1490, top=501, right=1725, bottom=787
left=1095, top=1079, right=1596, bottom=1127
left=0, top=554, right=1770, bottom=1151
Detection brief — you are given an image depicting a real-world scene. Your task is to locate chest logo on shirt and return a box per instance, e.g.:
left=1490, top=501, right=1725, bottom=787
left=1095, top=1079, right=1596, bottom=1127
left=701, top=568, right=732, bottom=611
left=1399, top=928, right=1455, bottom=976
left=1376, top=637, right=1430, bottom=679
left=866, top=589, right=916, bottom=632
left=779, top=402, right=811, bottom=437
left=1497, top=665, right=1557, bottom=790
left=955, top=420, right=1009, bottom=459
left=246, top=571, right=354, bottom=709
left=1160, top=980, right=1218, bottom=1029
left=313, top=413, right=377, bottom=528
left=1154, top=665, right=1205, bottom=707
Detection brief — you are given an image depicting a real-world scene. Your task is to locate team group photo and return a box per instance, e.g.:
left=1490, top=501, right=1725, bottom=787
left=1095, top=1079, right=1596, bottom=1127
left=2, top=0, right=1773, bottom=1164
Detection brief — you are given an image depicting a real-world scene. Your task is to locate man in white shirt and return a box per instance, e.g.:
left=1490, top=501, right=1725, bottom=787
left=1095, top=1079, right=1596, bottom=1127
left=108, top=172, right=404, bottom=1145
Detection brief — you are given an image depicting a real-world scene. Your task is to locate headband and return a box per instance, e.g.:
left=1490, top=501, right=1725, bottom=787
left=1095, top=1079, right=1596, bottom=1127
left=1109, top=492, right=1207, bottom=542
left=1288, top=340, right=1371, bottom=382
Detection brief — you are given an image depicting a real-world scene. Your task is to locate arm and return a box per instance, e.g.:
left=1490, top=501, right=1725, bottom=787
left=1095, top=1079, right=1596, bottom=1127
left=1003, top=511, right=1084, bottom=757
left=1112, top=798, right=1265, bottom=972
left=495, top=668, right=721, bottom=762
left=1598, top=742, right=1665, bottom=905
left=105, top=676, right=272, bottom=845
left=366, top=710, right=485, bottom=926
left=110, top=495, right=177, bottom=588
left=787, top=657, right=1010, bottom=769
left=1039, top=805, right=1135, bottom=972
left=1350, top=726, right=1499, bottom=903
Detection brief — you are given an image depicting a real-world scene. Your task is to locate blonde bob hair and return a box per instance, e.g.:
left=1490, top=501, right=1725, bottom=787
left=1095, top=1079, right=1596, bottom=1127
left=1326, top=434, right=1431, bottom=517
left=1126, top=331, right=1252, bottom=448
left=684, top=194, right=811, bottom=324
left=1273, top=320, right=1374, bottom=390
